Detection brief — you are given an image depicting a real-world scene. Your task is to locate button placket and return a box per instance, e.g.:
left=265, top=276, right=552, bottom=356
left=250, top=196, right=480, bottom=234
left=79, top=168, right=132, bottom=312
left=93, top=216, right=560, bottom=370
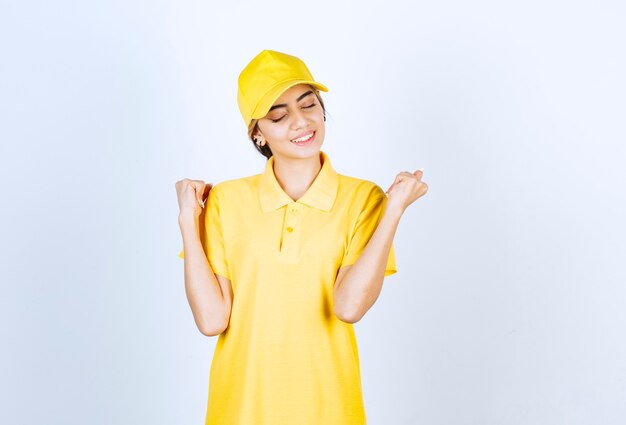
left=279, top=202, right=302, bottom=262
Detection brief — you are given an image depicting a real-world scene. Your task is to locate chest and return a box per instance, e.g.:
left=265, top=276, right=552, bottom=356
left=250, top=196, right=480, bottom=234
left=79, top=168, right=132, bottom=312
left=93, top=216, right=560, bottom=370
left=223, top=201, right=352, bottom=266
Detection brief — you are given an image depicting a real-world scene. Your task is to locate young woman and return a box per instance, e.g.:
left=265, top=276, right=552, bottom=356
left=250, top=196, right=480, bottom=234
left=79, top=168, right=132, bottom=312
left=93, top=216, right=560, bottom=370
left=176, top=50, right=428, bottom=425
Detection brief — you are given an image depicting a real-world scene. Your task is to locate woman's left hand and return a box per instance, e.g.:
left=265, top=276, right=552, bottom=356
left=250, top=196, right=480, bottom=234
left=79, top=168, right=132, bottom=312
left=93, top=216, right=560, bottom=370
left=385, top=169, right=428, bottom=214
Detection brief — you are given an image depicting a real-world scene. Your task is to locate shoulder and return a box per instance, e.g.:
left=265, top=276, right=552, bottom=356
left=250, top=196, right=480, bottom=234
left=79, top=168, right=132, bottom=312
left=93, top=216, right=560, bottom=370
left=336, top=173, right=386, bottom=201
left=209, top=173, right=262, bottom=200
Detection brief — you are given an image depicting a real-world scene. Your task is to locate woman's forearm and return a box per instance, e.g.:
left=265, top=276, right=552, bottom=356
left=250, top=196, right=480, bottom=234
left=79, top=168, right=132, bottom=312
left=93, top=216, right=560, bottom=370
left=179, top=213, right=229, bottom=336
left=333, top=203, right=403, bottom=323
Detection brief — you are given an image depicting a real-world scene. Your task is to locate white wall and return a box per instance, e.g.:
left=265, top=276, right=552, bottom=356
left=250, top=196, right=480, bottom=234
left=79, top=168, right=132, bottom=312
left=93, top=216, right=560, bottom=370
left=1, top=1, right=624, bottom=424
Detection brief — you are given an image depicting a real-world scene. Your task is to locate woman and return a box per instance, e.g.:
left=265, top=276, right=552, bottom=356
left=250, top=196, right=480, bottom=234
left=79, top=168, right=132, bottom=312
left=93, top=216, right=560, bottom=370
left=176, top=49, right=428, bottom=425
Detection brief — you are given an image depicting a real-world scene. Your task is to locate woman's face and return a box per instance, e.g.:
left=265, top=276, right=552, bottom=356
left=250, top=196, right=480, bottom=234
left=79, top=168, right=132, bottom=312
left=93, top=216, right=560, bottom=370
left=254, top=83, right=325, bottom=160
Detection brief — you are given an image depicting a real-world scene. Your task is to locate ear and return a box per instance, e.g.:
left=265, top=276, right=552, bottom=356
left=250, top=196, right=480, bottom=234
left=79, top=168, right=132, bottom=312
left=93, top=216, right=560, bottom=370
left=252, top=127, right=264, bottom=138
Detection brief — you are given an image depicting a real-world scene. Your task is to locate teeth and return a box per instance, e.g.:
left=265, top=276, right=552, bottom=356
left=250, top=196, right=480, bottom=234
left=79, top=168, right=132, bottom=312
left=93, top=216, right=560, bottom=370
left=292, top=132, right=313, bottom=143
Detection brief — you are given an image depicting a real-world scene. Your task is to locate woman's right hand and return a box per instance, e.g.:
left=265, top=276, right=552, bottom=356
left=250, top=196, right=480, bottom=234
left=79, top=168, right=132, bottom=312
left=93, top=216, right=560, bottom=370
left=175, top=178, right=212, bottom=219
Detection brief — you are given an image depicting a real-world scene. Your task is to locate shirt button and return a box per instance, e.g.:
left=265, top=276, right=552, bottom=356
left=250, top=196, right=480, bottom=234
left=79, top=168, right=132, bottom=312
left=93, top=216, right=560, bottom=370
left=290, top=207, right=297, bottom=213
left=286, top=227, right=294, bottom=232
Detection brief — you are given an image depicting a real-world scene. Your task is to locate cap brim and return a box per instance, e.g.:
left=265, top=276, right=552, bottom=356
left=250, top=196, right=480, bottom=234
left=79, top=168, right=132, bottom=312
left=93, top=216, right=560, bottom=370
left=251, top=80, right=329, bottom=120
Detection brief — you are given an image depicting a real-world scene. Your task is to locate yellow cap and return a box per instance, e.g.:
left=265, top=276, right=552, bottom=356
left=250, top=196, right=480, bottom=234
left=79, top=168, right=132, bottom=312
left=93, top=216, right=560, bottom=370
left=237, top=50, right=329, bottom=127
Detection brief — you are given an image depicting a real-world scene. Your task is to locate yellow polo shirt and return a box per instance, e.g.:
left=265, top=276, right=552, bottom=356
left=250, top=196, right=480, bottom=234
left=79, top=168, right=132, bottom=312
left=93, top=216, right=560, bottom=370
left=178, top=150, right=397, bottom=425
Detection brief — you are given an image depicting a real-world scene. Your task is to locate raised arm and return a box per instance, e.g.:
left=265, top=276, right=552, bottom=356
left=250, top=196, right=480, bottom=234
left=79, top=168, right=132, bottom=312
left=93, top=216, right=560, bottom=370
left=333, top=199, right=401, bottom=323
left=176, top=179, right=233, bottom=336
left=334, top=170, right=428, bottom=323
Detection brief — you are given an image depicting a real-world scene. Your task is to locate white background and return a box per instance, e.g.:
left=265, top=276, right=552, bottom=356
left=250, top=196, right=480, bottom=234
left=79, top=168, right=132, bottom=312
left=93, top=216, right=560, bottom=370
left=1, top=1, right=625, bottom=424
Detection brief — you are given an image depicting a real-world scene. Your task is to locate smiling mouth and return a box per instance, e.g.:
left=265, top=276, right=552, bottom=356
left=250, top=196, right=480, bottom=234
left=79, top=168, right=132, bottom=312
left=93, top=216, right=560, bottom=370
left=291, top=131, right=315, bottom=144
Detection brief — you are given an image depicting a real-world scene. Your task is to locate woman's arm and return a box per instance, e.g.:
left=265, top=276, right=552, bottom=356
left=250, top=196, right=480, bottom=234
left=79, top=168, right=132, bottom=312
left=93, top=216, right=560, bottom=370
left=333, top=203, right=402, bottom=323
left=179, top=212, right=233, bottom=336
left=333, top=169, right=428, bottom=323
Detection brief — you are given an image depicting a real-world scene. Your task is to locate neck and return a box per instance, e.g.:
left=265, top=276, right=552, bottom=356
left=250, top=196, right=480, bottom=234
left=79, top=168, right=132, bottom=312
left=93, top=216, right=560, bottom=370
left=272, top=151, right=323, bottom=202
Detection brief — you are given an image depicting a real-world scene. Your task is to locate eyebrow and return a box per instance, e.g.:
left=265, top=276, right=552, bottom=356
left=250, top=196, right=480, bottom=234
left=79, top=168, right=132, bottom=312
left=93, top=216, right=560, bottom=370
left=268, top=90, right=315, bottom=112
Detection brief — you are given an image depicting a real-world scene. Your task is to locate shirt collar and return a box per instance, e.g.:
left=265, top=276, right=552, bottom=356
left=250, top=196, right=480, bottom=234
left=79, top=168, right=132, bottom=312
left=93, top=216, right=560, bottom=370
left=259, top=150, right=339, bottom=213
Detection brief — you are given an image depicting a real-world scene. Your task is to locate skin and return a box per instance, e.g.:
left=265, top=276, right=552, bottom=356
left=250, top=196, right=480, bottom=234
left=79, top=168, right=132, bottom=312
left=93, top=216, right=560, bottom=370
left=176, top=180, right=233, bottom=336
left=176, top=83, right=429, bottom=335
left=252, top=84, right=327, bottom=201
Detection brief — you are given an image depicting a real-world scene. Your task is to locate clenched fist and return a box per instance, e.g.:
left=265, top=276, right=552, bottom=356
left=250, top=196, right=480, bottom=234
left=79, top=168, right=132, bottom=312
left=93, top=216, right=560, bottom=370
left=384, top=169, right=428, bottom=213
left=175, top=178, right=212, bottom=218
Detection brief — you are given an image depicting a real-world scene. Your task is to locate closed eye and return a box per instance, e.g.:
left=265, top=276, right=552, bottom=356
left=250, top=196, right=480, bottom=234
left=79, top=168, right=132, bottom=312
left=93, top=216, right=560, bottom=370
left=270, top=103, right=317, bottom=123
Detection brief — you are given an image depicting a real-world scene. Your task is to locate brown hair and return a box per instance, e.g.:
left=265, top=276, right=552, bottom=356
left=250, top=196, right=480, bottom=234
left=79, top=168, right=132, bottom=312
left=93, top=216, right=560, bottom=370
left=247, top=86, right=327, bottom=160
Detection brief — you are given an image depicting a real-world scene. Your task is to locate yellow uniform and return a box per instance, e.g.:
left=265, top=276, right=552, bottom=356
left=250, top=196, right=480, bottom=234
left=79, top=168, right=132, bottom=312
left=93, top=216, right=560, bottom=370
left=179, top=150, right=397, bottom=424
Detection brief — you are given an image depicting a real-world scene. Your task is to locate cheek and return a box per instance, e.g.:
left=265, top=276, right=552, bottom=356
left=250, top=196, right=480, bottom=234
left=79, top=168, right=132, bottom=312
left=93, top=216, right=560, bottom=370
left=265, top=124, right=286, bottom=137
left=273, top=127, right=292, bottom=142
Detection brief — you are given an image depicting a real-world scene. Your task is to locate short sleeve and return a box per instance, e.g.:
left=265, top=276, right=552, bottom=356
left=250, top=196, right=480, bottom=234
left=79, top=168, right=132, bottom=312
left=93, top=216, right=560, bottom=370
left=340, top=185, right=397, bottom=277
left=177, top=185, right=230, bottom=279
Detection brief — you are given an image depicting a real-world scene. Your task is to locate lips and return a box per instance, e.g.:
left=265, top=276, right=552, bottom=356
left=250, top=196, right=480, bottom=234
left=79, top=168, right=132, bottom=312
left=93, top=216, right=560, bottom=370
left=291, top=130, right=315, bottom=142
left=290, top=131, right=316, bottom=146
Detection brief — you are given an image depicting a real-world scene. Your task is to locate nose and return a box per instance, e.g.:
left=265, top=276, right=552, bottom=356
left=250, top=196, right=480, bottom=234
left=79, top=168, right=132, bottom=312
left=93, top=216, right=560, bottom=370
left=290, top=107, right=308, bottom=129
